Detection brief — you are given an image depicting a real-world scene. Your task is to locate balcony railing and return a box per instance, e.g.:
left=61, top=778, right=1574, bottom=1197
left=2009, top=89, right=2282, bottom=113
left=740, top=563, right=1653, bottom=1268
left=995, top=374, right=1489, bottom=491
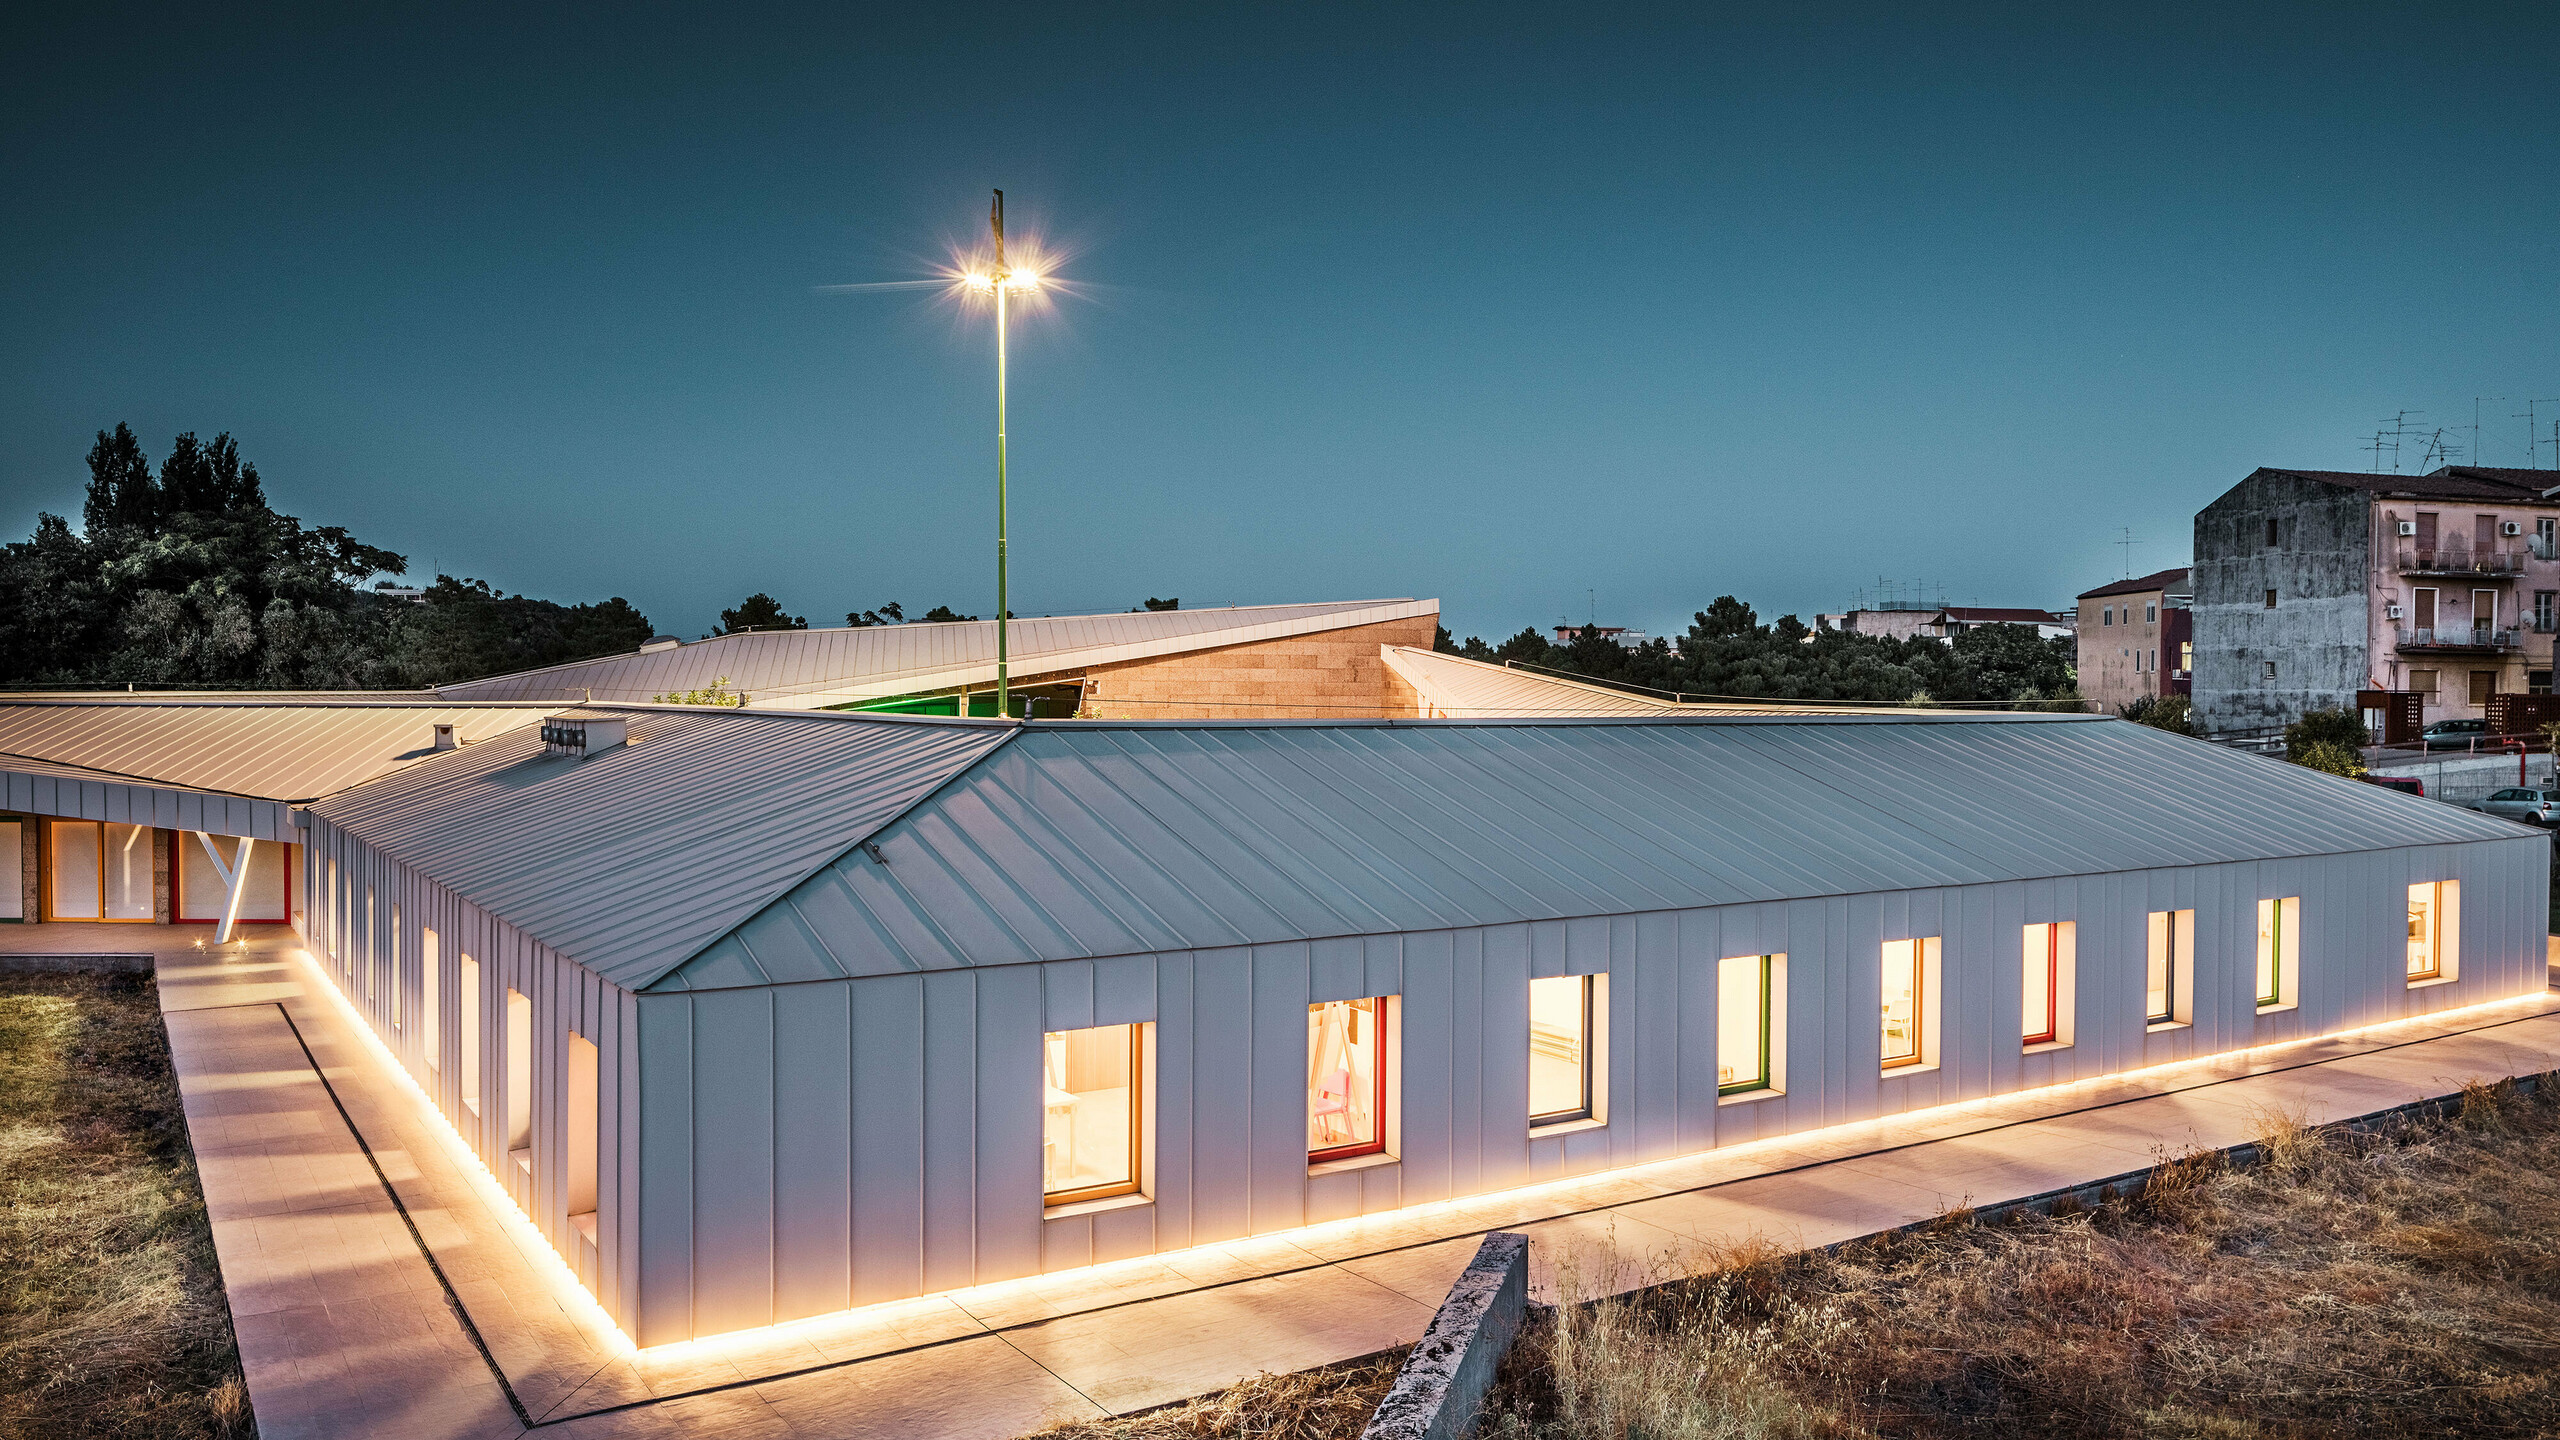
left=2397, top=626, right=2523, bottom=652
left=2398, top=547, right=2527, bottom=577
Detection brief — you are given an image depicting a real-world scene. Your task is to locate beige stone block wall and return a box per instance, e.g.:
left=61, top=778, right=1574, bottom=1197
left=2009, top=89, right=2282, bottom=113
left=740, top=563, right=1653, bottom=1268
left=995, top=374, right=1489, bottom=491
left=1082, top=614, right=1438, bottom=720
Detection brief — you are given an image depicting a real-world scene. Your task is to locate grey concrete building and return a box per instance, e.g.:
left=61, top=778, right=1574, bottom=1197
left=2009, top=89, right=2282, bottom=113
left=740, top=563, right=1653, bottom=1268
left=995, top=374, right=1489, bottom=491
left=2192, top=466, right=2560, bottom=737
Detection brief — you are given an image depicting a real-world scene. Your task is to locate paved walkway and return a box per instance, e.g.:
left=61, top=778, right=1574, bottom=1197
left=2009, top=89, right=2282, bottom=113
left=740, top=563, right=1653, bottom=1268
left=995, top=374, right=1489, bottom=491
left=17, top=924, right=2560, bottom=1440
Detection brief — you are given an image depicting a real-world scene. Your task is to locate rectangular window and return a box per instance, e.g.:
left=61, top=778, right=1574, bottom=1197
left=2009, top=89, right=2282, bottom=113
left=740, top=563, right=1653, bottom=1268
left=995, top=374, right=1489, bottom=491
left=566, top=1031, right=600, bottom=1243
left=2263, top=660, right=2278, bottom=681
left=2256, top=897, right=2300, bottom=1010
left=1880, top=939, right=1925, bottom=1069
left=2539, top=592, right=2556, bottom=630
left=460, top=956, right=482, bottom=1116
left=2146, top=909, right=2193, bottom=1026
left=1717, top=955, right=1774, bottom=1094
left=45, top=820, right=153, bottom=922
left=390, top=904, right=403, bottom=1029
left=2411, top=668, right=2439, bottom=695
left=1307, top=998, right=1388, bottom=1161
left=2472, top=588, right=2498, bottom=637
left=2180, top=641, right=2193, bottom=672
left=1528, top=974, right=1596, bottom=1126
left=175, top=836, right=285, bottom=922
left=506, top=987, right=533, bottom=1169
left=2145, top=603, right=2158, bottom=623
left=2264, top=588, right=2278, bottom=609
left=2469, top=670, right=2496, bottom=706
left=1044, top=1023, right=1144, bottom=1204
left=422, top=927, right=440, bottom=1070
left=364, top=886, right=376, bottom=998
left=2265, top=516, right=2280, bottom=547
left=2407, top=880, right=2458, bottom=982
left=325, top=857, right=338, bottom=958
left=2101, top=605, right=2113, bottom=626
left=0, top=820, right=17, bottom=921
left=2023, top=922, right=2060, bottom=1044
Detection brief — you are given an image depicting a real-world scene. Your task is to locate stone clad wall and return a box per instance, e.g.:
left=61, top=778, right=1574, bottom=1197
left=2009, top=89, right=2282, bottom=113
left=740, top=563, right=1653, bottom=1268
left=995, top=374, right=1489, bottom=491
left=1082, top=614, right=1438, bottom=720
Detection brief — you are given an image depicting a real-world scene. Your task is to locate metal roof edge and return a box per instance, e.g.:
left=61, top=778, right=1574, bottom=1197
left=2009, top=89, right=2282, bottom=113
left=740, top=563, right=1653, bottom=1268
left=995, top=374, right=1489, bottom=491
left=1012, top=710, right=2111, bottom=730
left=0, top=749, right=262, bottom=799
left=632, top=723, right=1035, bottom=993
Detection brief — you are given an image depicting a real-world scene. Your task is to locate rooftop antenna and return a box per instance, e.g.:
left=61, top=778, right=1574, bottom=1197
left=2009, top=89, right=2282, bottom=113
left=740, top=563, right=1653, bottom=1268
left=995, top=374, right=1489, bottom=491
left=2475, top=397, right=2506, bottom=468
left=2363, top=427, right=2397, bottom=473
left=1588, top=588, right=1596, bottom=627
left=2520, top=400, right=2560, bottom=468
left=2116, top=527, right=2137, bottom=579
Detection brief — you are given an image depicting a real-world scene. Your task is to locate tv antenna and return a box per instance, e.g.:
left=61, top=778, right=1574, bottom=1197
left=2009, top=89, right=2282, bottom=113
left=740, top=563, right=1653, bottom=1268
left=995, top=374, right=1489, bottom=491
left=2116, top=527, right=2137, bottom=579
left=2520, top=400, right=2560, bottom=468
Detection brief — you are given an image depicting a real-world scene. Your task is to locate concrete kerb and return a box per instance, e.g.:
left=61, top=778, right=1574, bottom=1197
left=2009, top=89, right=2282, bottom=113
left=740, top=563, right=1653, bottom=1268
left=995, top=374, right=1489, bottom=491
left=1361, top=1232, right=1530, bottom=1440
left=0, top=951, right=154, bottom=974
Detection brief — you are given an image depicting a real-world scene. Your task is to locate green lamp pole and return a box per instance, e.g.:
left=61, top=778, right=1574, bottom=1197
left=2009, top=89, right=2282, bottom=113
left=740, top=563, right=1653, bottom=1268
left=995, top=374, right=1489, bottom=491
left=969, top=189, right=1040, bottom=718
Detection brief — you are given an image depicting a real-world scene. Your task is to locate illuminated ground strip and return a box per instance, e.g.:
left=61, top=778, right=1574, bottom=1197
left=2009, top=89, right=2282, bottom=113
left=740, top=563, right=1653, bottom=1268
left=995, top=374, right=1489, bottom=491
left=288, top=946, right=636, bottom=1355
left=292, top=940, right=2556, bottom=1365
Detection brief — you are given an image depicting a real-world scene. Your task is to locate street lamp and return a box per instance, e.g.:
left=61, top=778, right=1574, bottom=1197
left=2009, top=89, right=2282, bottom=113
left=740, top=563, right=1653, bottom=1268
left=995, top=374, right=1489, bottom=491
left=963, top=189, right=1042, bottom=717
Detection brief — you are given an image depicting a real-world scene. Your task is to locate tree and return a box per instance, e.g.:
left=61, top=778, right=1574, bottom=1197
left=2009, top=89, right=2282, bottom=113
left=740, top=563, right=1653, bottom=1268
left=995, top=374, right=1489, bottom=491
left=846, top=602, right=905, bottom=628
left=2123, top=694, right=2195, bottom=735
left=654, top=676, right=747, bottom=707
left=2285, top=707, right=2371, bottom=761
left=719, top=593, right=805, bottom=634
left=380, top=577, right=652, bottom=686
left=917, top=605, right=977, bottom=623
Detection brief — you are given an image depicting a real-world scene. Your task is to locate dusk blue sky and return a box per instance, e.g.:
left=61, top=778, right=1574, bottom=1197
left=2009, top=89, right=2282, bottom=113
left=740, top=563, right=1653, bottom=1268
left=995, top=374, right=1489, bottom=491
left=6, top=5, right=2555, bottom=643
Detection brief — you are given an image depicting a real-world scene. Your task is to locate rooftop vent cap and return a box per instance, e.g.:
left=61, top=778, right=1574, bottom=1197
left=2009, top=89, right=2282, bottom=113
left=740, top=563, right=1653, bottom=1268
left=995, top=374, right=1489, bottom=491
left=541, top=714, right=629, bottom=758
left=431, top=723, right=457, bottom=751
left=639, top=635, right=683, bottom=653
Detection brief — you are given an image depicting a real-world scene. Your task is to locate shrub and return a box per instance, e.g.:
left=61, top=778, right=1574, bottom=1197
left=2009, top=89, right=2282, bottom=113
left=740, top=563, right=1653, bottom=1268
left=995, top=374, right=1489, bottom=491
left=2285, top=707, right=2370, bottom=759
left=2292, top=739, right=2366, bottom=777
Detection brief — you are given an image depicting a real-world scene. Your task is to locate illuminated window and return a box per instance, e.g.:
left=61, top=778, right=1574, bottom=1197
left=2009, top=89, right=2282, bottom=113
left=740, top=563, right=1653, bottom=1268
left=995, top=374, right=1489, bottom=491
left=325, top=857, right=338, bottom=958
left=1044, top=1024, right=1143, bottom=1205
left=46, top=820, right=153, bottom=921
left=422, top=927, right=441, bottom=1069
left=2023, top=922, right=2060, bottom=1044
left=390, top=904, right=403, bottom=1029
left=1718, top=955, right=1774, bottom=1095
left=1307, top=998, right=1388, bottom=1161
left=567, top=1031, right=600, bottom=1244
left=2407, top=881, right=2457, bottom=982
left=1880, top=939, right=1928, bottom=1070
left=460, top=955, right=482, bottom=1117
left=506, top=988, right=533, bottom=1171
left=2256, top=897, right=2299, bottom=1009
left=2146, top=910, right=2192, bottom=1026
left=1528, top=975, right=1596, bottom=1126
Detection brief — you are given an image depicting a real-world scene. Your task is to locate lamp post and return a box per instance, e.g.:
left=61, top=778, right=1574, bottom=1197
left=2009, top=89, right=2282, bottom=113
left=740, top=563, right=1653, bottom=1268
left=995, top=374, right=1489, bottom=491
left=965, top=189, right=1042, bottom=718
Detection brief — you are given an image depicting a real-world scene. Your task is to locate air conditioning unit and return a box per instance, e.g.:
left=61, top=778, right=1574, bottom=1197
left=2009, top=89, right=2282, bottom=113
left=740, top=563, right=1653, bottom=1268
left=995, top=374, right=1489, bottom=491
left=2385, top=604, right=2405, bottom=619
left=541, top=713, right=628, bottom=758
left=2504, top=521, right=2524, bottom=536
left=2397, top=521, right=2418, bottom=536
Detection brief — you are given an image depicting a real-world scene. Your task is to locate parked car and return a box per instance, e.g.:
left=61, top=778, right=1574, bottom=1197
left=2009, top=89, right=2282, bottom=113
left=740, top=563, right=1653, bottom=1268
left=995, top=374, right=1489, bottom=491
left=2473, top=787, right=2560, bottom=826
left=2420, top=718, right=2491, bottom=750
left=2358, top=773, right=2426, bottom=798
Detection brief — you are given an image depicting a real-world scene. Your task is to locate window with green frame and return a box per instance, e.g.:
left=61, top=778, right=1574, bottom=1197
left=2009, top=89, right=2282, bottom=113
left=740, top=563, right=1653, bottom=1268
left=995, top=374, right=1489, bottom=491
left=2255, top=897, right=2298, bottom=1007
left=1717, top=954, right=1773, bottom=1094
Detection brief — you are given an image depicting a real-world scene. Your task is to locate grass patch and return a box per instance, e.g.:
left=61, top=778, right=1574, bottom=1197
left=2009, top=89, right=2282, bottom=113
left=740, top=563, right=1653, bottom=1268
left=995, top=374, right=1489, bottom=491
left=1479, top=1073, right=2560, bottom=1438
left=0, top=971, right=250, bottom=1439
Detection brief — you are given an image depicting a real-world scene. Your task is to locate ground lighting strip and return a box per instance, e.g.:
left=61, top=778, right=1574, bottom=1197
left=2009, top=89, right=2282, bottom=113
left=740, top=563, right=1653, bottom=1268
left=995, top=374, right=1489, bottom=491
left=294, top=941, right=2554, bottom=1363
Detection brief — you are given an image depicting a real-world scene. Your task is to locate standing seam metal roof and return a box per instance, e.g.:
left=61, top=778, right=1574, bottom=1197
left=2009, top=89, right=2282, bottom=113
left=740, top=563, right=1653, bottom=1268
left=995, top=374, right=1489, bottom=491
left=660, top=714, right=2526, bottom=991
left=0, top=702, right=551, bottom=800
left=428, top=599, right=1439, bottom=709
left=306, top=709, right=1015, bottom=989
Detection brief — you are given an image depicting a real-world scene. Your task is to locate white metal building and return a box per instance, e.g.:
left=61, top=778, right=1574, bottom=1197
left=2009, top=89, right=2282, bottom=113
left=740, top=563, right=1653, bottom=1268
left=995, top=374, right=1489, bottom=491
left=268, top=704, right=2545, bottom=1346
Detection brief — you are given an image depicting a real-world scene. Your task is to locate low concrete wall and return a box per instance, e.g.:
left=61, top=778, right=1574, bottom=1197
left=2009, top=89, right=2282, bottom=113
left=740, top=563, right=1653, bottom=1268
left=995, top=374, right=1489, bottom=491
left=1361, top=1231, right=1529, bottom=1440
left=2370, top=751, right=2553, bottom=805
left=0, top=952, right=154, bottom=975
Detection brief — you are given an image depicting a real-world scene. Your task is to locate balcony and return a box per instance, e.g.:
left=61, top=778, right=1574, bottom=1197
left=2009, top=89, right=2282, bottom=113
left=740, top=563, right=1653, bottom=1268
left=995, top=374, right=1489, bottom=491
left=2397, top=626, right=2524, bottom=653
left=2397, top=547, right=2528, bottom=578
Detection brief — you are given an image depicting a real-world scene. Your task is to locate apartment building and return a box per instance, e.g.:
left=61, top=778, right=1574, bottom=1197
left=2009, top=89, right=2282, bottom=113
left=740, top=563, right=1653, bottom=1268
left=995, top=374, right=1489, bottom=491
left=2192, top=467, right=2560, bottom=737
left=2076, top=568, right=2193, bottom=715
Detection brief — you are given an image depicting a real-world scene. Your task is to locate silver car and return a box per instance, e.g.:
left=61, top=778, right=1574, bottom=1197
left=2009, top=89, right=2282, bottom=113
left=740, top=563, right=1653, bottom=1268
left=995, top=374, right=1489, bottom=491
left=2473, top=787, right=2560, bottom=826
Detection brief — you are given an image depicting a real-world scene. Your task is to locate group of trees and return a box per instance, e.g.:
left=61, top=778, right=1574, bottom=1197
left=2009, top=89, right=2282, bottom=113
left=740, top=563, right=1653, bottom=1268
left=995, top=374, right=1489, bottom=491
left=1437, top=596, right=2085, bottom=709
left=0, top=425, right=651, bottom=689
left=716, top=595, right=981, bottom=634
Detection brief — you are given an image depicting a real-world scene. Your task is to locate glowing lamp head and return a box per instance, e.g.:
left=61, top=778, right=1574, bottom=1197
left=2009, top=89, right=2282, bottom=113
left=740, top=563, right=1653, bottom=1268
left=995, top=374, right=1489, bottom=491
left=1002, top=271, right=1041, bottom=292
left=964, top=272, right=996, bottom=293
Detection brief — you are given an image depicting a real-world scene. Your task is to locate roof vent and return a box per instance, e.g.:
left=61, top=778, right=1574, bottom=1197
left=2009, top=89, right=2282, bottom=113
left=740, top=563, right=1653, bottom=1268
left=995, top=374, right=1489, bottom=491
left=639, top=635, right=682, bottom=653
left=431, top=723, right=456, bottom=751
left=542, top=713, right=629, bottom=758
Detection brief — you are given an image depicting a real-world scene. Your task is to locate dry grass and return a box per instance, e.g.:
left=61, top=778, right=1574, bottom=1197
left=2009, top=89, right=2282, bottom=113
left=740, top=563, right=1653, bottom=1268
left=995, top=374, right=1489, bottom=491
left=0, top=971, right=251, bottom=1439
left=1478, top=1072, right=2560, bottom=1439
left=1027, top=1352, right=1405, bottom=1440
